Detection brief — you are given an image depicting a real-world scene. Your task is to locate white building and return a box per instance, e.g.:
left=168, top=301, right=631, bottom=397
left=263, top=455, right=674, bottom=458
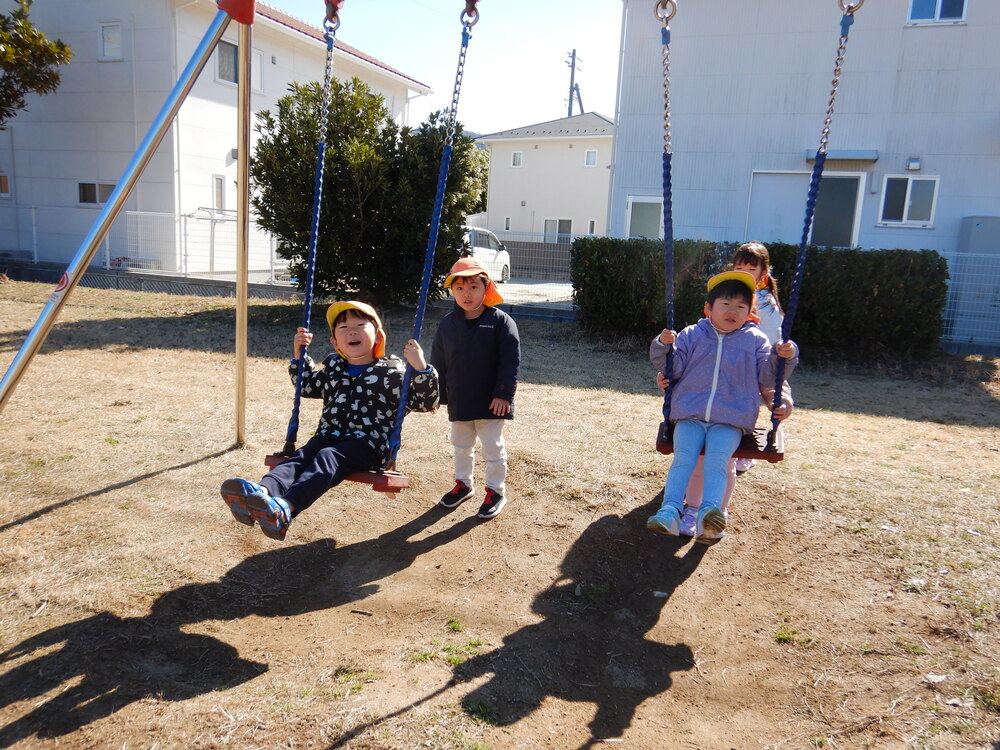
left=477, top=112, right=615, bottom=241
left=0, top=0, right=430, bottom=271
left=609, top=0, right=1000, bottom=253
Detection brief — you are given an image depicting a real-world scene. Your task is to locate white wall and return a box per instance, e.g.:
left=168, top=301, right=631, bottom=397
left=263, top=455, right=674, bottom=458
left=610, top=0, right=1000, bottom=252
left=1, top=0, right=428, bottom=264
left=483, top=135, right=612, bottom=236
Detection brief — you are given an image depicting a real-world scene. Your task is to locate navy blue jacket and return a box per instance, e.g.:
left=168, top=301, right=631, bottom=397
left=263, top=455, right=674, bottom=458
left=431, top=304, right=520, bottom=422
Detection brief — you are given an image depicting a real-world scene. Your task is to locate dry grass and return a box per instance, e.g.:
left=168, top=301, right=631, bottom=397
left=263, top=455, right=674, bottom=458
left=1, top=280, right=998, bottom=749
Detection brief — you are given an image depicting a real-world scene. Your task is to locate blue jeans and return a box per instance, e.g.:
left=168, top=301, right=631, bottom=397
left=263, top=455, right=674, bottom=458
left=661, top=420, right=743, bottom=513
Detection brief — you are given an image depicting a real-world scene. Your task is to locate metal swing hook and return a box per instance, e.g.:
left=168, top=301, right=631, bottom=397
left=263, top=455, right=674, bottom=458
left=838, top=0, right=864, bottom=14
left=654, top=0, right=677, bottom=24
left=462, top=0, right=480, bottom=27
left=325, top=0, right=344, bottom=29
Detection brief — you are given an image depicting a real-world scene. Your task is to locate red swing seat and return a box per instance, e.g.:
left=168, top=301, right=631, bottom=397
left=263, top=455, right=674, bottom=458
left=263, top=453, right=409, bottom=494
left=655, top=421, right=784, bottom=463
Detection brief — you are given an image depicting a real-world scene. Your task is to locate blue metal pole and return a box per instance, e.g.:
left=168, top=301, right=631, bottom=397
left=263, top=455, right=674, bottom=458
left=0, top=9, right=233, bottom=414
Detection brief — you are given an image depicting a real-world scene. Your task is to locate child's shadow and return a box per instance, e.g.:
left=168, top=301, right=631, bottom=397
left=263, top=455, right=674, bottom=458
left=0, top=507, right=475, bottom=747
left=454, top=494, right=703, bottom=749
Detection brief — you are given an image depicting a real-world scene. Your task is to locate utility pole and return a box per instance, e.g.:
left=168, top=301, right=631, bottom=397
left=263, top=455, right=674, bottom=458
left=566, top=49, right=584, bottom=117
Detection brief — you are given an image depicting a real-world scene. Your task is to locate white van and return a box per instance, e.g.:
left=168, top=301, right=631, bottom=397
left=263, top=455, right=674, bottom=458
left=460, top=227, right=511, bottom=283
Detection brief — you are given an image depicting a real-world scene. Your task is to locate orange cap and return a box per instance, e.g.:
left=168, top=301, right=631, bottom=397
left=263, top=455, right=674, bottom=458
left=444, top=257, right=504, bottom=307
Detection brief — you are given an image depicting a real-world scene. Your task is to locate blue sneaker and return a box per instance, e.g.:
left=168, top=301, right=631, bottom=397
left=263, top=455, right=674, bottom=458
left=695, top=506, right=728, bottom=546
left=244, top=492, right=293, bottom=541
left=647, top=506, right=681, bottom=536
left=679, top=505, right=698, bottom=537
left=220, top=477, right=268, bottom=526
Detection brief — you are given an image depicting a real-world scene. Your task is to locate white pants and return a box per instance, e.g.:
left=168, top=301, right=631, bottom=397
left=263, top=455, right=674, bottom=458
left=451, top=419, right=507, bottom=495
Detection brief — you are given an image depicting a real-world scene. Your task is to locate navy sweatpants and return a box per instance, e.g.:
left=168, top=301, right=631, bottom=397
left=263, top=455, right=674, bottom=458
left=260, top=434, right=378, bottom=515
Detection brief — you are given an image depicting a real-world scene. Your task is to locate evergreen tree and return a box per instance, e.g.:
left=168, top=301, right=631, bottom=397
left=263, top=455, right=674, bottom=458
left=0, top=0, right=72, bottom=126
left=251, top=77, right=481, bottom=307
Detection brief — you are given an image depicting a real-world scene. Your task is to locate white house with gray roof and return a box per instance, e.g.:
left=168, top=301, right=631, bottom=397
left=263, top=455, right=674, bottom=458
left=477, top=112, right=615, bottom=241
left=0, top=0, right=431, bottom=270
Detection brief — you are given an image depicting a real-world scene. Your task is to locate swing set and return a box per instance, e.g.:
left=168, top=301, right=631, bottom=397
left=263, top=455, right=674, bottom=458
left=0, top=0, right=481, bottom=495
left=652, top=0, right=864, bottom=463
left=262, top=0, right=481, bottom=495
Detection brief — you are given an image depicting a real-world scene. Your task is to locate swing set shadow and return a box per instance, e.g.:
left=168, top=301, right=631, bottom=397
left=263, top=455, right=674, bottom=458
left=326, top=493, right=704, bottom=750
left=0, top=505, right=480, bottom=747
left=0, top=448, right=231, bottom=534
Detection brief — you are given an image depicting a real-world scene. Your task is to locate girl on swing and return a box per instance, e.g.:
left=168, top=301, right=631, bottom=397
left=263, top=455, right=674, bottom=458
left=648, top=271, right=798, bottom=544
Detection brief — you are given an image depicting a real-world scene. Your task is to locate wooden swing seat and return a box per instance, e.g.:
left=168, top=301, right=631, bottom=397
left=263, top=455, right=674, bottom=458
left=656, top=421, right=784, bottom=463
left=264, top=453, right=409, bottom=494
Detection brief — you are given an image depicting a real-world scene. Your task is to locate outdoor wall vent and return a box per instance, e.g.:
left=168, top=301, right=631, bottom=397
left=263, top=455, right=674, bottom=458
left=906, top=156, right=922, bottom=171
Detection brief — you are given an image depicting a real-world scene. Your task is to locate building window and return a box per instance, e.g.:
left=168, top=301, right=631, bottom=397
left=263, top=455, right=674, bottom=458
left=626, top=197, right=663, bottom=238
left=878, top=176, right=938, bottom=226
left=504, top=217, right=511, bottom=231
left=584, top=149, right=597, bottom=167
left=907, top=0, right=965, bottom=24
left=511, top=151, right=522, bottom=168
left=0, top=174, right=10, bottom=197
left=216, top=40, right=264, bottom=92
left=99, top=22, right=123, bottom=61
left=543, top=218, right=572, bottom=244
left=79, top=182, right=116, bottom=205
left=588, top=219, right=596, bottom=235
left=213, top=175, right=226, bottom=211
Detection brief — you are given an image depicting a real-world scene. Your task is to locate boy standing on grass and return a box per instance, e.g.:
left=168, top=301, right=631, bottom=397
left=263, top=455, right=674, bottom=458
left=221, top=301, right=438, bottom=541
left=648, top=271, right=798, bottom=545
left=431, top=258, right=520, bottom=520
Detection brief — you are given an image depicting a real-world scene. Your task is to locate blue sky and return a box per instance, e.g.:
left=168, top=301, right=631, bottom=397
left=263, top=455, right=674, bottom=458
left=265, top=0, right=624, bottom=135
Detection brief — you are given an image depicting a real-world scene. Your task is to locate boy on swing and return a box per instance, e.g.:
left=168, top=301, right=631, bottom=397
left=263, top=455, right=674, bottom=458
left=221, top=301, right=438, bottom=541
left=648, top=271, right=798, bottom=544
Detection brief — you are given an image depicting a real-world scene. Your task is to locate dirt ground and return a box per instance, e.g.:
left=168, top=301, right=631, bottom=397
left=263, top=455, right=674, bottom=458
left=1, top=281, right=998, bottom=750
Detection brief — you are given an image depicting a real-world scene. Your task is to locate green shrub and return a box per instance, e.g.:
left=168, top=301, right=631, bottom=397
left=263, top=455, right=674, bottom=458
left=571, top=237, right=948, bottom=357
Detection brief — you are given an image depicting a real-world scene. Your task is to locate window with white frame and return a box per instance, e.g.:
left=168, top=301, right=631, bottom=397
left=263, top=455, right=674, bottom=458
left=878, top=176, right=938, bottom=226
left=907, top=0, right=965, bottom=24
left=213, top=175, right=226, bottom=211
left=504, top=217, right=511, bottom=231
left=510, top=151, right=522, bottom=168
left=626, top=197, right=663, bottom=238
left=584, top=149, right=597, bottom=167
left=0, top=174, right=10, bottom=197
left=588, top=219, right=596, bottom=234
left=98, top=22, right=123, bottom=61
left=543, top=218, right=572, bottom=244
left=216, top=40, right=264, bottom=92
left=79, top=182, right=115, bottom=205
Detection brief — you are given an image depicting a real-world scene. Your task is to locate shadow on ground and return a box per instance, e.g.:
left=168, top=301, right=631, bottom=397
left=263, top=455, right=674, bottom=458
left=329, top=494, right=700, bottom=750
left=0, top=506, right=476, bottom=747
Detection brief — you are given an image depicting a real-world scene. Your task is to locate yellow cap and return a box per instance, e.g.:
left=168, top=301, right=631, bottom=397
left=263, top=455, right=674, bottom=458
left=325, top=300, right=386, bottom=359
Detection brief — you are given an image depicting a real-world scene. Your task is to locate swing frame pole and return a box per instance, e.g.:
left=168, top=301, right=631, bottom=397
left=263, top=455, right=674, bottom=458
left=0, top=7, right=235, bottom=416
left=235, top=15, right=254, bottom=447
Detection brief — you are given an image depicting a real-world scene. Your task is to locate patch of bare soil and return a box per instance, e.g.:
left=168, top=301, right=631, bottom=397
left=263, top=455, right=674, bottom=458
left=1, top=283, right=998, bottom=749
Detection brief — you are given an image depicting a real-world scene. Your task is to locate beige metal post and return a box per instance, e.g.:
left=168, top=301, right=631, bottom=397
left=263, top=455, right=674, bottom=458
left=234, top=20, right=252, bottom=446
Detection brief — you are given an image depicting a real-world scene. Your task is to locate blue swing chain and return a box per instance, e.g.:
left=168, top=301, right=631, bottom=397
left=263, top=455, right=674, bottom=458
left=765, top=0, right=861, bottom=450
left=386, top=4, right=479, bottom=467
left=280, top=11, right=340, bottom=456
left=657, top=0, right=676, bottom=430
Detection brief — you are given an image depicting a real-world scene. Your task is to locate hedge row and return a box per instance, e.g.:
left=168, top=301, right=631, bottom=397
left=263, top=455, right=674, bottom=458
left=570, top=238, right=949, bottom=357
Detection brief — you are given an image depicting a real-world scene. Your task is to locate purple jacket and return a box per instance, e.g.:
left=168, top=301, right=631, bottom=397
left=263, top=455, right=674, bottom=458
left=650, top=318, right=798, bottom=434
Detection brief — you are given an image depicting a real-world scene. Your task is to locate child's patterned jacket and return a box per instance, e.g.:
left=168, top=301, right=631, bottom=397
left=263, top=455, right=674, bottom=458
left=292, top=354, right=439, bottom=466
